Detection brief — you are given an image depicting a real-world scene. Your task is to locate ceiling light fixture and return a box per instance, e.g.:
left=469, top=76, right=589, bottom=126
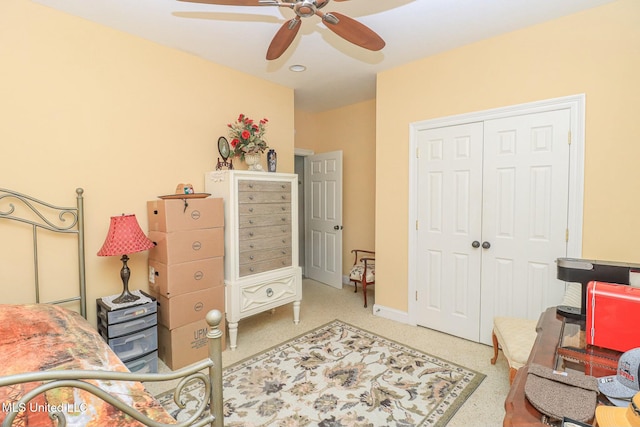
left=289, top=64, right=306, bottom=72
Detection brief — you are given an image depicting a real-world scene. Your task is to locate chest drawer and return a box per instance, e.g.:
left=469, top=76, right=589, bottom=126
left=239, top=247, right=292, bottom=265
left=238, top=274, right=298, bottom=313
left=97, top=298, right=157, bottom=326
left=124, top=351, right=158, bottom=374
left=99, top=312, right=156, bottom=339
left=238, top=191, right=290, bottom=204
left=100, top=325, right=158, bottom=363
left=239, top=214, right=290, bottom=228
left=239, top=226, right=290, bottom=240
left=239, top=235, right=290, bottom=252
left=238, top=203, right=290, bottom=216
left=239, top=255, right=292, bottom=277
left=238, top=180, right=291, bottom=193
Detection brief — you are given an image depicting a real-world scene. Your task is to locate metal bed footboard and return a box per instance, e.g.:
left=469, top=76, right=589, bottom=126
left=0, top=309, right=224, bottom=427
left=0, top=187, right=86, bottom=318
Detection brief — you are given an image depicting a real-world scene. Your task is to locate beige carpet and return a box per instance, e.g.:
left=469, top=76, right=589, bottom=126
left=144, top=278, right=510, bottom=426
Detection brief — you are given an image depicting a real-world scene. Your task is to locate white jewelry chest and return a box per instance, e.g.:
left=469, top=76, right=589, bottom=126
left=205, top=170, right=302, bottom=349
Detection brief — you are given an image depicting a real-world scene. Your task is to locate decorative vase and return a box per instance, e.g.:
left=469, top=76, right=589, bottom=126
left=267, top=149, right=277, bottom=173
left=244, top=152, right=263, bottom=171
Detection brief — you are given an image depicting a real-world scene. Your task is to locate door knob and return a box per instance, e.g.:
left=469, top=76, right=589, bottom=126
left=472, top=241, right=480, bottom=248
left=333, top=225, right=343, bottom=230
left=482, top=241, right=491, bottom=249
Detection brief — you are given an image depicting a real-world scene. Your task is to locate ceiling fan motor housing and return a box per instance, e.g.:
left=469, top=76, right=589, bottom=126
left=294, top=0, right=325, bottom=18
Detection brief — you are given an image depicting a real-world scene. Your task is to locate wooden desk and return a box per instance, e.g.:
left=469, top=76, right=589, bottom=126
left=503, top=307, right=620, bottom=427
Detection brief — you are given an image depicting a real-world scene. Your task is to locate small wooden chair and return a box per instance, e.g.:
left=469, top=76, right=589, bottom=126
left=349, top=249, right=375, bottom=308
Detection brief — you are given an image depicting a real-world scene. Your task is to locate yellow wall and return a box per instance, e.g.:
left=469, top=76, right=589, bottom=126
left=295, top=101, right=376, bottom=276
left=376, top=0, right=640, bottom=311
left=0, top=0, right=294, bottom=324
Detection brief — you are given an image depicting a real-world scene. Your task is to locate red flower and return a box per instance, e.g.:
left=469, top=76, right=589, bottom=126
left=227, top=113, right=269, bottom=159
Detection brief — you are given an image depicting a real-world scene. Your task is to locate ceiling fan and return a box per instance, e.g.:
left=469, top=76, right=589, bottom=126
left=177, top=0, right=386, bottom=60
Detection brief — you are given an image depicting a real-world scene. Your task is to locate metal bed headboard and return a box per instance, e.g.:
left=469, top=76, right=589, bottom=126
left=0, top=188, right=86, bottom=318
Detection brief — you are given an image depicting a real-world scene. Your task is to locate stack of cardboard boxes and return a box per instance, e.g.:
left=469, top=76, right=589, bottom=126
left=146, top=197, right=225, bottom=369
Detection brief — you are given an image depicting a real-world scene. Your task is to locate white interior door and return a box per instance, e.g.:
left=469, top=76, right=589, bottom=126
left=478, top=109, right=570, bottom=343
left=416, top=109, right=571, bottom=344
left=416, top=122, right=484, bottom=341
left=305, top=151, right=343, bottom=288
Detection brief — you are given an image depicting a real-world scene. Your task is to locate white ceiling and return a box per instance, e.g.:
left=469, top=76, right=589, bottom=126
left=33, top=0, right=616, bottom=112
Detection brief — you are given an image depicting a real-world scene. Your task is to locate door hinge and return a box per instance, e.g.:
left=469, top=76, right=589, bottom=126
left=566, top=228, right=569, bottom=242
left=568, top=130, right=572, bottom=145
left=416, top=220, right=419, bottom=230
left=416, top=147, right=420, bottom=158
left=415, top=290, right=418, bottom=301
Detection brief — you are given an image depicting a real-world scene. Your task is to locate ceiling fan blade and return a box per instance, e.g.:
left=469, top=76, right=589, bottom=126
left=319, top=11, right=385, bottom=51
left=266, top=19, right=301, bottom=60
left=178, top=0, right=265, bottom=6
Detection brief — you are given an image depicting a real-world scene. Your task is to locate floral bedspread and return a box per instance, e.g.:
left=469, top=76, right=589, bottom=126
left=0, top=304, right=175, bottom=427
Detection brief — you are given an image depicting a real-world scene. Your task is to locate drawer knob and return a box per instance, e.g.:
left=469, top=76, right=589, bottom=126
left=281, top=184, right=285, bottom=188
left=249, top=255, right=254, bottom=260
left=249, top=207, right=254, bottom=212
left=250, top=267, right=255, bottom=272
left=250, top=244, right=255, bottom=248
left=249, top=232, right=254, bottom=237
left=281, top=217, right=286, bottom=221
left=249, top=219, right=254, bottom=224
left=266, top=288, right=274, bottom=297
left=281, top=250, right=286, bottom=254
left=249, top=195, right=254, bottom=200
left=282, top=239, right=286, bottom=243
left=281, top=206, right=285, bottom=211
left=249, top=184, right=254, bottom=188
left=281, top=195, right=285, bottom=200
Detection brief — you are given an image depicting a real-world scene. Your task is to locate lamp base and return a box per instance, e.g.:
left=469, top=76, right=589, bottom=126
left=112, top=254, right=140, bottom=304
left=112, top=290, right=140, bottom=305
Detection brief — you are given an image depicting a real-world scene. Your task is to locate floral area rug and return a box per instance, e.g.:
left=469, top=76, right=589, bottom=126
left=156, top=320, right=485, bottom=427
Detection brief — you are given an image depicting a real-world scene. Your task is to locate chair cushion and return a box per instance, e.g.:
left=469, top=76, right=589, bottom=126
left=349, top=264, right=375, bottom=283
left=493, top=317, right=538, bottom=370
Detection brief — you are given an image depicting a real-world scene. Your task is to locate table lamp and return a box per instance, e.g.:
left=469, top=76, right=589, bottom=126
left=97, top=214, right=155, bottom=304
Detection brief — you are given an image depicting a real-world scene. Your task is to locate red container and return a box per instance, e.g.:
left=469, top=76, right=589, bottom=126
left=586, top=281, right=640, bottom=352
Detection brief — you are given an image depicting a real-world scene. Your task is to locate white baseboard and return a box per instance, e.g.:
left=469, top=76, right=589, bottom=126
left=343, top=275, right=412, bottom=325
left=372, top=303, right=413, bottom=326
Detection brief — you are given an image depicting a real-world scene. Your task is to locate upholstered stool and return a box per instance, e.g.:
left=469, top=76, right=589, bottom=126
left=491, top=316, right=538, bottom=384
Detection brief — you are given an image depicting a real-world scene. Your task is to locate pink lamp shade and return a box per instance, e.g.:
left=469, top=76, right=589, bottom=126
left=97, top=214, right=154, bottom=304
left=97, top=214, right=154, bottom=257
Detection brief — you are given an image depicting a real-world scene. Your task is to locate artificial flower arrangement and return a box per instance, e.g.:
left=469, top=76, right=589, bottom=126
left=227, top=114, right=269, bottom=160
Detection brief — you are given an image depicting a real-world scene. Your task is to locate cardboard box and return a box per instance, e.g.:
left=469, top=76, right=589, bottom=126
left=147, top=198, right=224, bottom=232
left=158, top=317, right=226, bottom=370
left=148, top=228, right=224, bottom=264
left=148, top=257, right=223, bottom=298
left=153, top=286, right=224, bottom=329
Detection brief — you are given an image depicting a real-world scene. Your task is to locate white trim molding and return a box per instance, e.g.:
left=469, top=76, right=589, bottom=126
left=373, top=304, right=413, bottom=325
left=294, top=148, right=315, bottom=156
